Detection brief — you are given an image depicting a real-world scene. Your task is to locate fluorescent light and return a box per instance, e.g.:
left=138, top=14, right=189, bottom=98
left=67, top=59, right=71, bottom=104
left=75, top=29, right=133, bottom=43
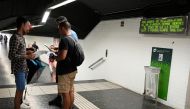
left=41, top=0, right=76, bottom=23
left=32, top=25, right=43, bottom=28
left=0, top=28, right=16, bottom=32
left=48, top=0, right=76, bottom=9
left=0, top=25, right=43, bottom=32
left=41, top=10, right=51, bottom=23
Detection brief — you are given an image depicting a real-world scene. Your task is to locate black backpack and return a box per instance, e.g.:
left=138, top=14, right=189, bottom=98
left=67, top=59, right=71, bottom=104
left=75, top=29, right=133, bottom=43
left=69, top=37, right=85, bottom=66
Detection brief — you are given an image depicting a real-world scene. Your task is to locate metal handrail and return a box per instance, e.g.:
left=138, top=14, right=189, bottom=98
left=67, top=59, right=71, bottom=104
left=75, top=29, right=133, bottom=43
left=89, top=57, right=104, bottom=69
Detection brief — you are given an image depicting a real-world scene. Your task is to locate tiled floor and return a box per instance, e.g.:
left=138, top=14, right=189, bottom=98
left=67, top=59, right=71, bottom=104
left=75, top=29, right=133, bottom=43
left=0, top=42, right=173, bottom=109
left=0, top=81, right=121, bottom=98
left=0, top=81, right=173, bottom=109
left=79, top=88, right=172, bottom=109
left=0, top=94, right=79, bottom=109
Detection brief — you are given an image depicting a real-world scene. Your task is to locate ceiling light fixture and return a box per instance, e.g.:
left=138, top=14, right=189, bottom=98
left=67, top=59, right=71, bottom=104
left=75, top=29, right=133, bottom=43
left=0, top=25, right=43, bottom=32
left=0, top=28, right=16, bottom=32
left=48, top=0, right=76, bottom=9
left=41, top=10, right=51, bottom=23
left=31, top=24, right=43, bottom=28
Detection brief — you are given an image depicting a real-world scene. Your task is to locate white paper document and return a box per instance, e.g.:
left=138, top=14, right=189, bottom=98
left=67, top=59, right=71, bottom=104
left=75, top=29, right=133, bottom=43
left=34, top=50, right=48, bottom=58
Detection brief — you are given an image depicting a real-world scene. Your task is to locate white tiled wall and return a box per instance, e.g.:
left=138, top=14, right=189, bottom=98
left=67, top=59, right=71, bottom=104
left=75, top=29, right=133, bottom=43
left=82, top=18, right=190, bottom=109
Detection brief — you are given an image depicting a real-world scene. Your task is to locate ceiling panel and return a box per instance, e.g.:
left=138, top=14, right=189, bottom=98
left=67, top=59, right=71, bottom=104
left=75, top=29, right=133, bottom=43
left=0, top=0, right=190, bottom=38
left=48, top=1, right=101, bottom=39
left=78, top=0, right=142, bottom=15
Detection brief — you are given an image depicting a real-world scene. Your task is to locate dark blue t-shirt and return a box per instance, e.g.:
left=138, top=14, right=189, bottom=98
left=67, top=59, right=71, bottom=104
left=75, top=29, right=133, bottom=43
left=56, top=36, right=77, bottom=75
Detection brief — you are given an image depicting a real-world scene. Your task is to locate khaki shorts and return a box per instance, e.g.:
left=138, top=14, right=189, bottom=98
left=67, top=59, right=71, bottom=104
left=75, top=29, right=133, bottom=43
left=58, top=71, right=77, bottom=93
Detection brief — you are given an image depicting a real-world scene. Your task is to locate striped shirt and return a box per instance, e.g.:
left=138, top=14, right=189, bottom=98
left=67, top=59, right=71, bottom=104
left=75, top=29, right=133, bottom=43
left=8, top=33, right=27, bottom=74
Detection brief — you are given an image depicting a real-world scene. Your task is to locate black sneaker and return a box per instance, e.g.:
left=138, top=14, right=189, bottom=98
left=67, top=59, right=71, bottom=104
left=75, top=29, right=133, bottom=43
left=48, top=95, right=62, bottom=107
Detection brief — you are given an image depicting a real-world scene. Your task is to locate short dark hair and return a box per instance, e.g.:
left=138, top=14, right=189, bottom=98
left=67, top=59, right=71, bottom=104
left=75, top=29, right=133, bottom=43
left=59, top=21, right=71, bottom=30
left=49, top=53, right=56, bottom=59
left=16, top=16, right=29, bottom=29
left=56, top=16, right=71, bottom=29
left=56, top=16, right=68, bottom=24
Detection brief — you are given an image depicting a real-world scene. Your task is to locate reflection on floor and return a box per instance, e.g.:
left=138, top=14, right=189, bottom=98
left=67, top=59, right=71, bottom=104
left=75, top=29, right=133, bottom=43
left=0, top=41, right=173, bottom=109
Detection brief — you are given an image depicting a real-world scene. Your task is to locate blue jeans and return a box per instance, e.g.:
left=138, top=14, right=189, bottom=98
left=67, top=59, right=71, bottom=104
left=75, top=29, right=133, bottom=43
left=14, top=71, right=26, bottom=91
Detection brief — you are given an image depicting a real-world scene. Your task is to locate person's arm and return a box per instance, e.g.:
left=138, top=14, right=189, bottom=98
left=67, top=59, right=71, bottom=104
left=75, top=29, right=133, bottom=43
left=48, top=45, right=58, bottom=53
left=56, top=50, right=67, bottom=61
left=50, top=48, right=58, bottom=53
left=56, top=38, right=68, bottom=61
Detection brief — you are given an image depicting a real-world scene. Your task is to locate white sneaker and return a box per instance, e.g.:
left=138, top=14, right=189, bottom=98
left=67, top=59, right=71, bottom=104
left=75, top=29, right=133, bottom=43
left=23, top=99, right=30, bottom=106
left=20, top=103, right=31, bottom=109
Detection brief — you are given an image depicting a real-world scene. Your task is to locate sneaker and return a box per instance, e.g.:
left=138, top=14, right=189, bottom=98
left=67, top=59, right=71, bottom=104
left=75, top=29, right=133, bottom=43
left=48, top=95, right=62, bottom=107
left=23, top=99, right=30, bottom=106
left=20, top=103, right=31, bottom=109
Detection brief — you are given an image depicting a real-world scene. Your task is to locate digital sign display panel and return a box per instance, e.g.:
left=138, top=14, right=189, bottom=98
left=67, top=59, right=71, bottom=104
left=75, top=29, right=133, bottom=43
left=140, top=16, right=187, bottom=34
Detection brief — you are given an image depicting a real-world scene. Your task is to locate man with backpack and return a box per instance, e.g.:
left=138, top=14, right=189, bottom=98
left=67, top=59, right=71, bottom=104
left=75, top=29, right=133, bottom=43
left=49, top=16, right=84, bottom=109
left=49, top=16, right=78, bottom=108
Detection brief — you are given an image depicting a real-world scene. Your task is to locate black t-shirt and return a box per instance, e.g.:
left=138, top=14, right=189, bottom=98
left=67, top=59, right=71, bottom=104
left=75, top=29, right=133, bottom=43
left=56, top=36, right=77, bottom=75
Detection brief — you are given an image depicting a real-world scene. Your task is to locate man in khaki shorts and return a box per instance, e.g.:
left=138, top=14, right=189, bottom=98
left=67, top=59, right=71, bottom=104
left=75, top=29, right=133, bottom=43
left=55, top=16, right=78, bottom=109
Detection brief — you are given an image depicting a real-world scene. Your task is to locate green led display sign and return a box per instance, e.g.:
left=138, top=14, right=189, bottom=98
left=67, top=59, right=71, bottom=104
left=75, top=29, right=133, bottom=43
left=140, top=16, right=187, bottom=34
